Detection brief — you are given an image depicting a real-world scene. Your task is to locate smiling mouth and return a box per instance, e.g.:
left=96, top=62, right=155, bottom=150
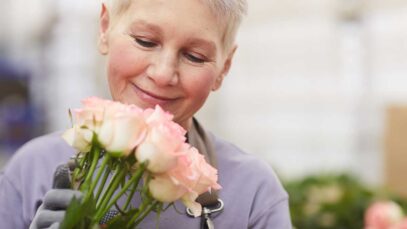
left=131, top=83, right=177, bottom=105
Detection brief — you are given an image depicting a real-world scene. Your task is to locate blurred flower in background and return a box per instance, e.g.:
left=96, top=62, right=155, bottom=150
left=364, top=201, right=405, bottom=229
left=285, top=174, right=407, bottom=229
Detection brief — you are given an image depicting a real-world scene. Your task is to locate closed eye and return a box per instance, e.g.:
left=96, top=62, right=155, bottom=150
left=184, top=53, right=206, bottom=64
left=132, top=36, right=157, bottom=48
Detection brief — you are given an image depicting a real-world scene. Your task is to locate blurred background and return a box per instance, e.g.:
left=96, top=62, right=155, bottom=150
left=1, top=0, right=407, bottom=227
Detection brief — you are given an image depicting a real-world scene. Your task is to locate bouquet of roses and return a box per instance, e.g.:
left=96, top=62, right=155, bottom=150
left=60, top=97, right=221, bottom=228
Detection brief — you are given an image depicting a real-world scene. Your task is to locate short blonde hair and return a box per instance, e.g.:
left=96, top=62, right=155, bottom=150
left=103, top=0, right=247, bottom=52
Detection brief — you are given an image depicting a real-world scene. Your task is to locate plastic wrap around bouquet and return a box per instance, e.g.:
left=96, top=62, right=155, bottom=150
left=60, top=97, right=221, bottom=228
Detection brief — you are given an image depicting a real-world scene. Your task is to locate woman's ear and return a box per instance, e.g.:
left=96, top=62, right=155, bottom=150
left=212, top=45, right=237, bottom=91
left=98, top=3, right=110, bottom=55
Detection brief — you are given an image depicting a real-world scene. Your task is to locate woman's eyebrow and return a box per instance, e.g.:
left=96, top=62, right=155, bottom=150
left=128, top=20, right=217, bottom=53
left=129, top=20, right=163, bottom=35
left=186, top=38, right=217, bottom=52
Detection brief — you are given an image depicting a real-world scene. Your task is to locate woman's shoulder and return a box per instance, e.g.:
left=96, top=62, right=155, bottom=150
left=8, top=132, right=73, bottom=164
left=210, top=132, right=286, bottom=191
left=210, top=133, right=274, bottom=174
left=209, top=133, right=290, bottom=224
left=2, top=132, right=75, bottom=188
left=0, top=132, right=75, bottom=226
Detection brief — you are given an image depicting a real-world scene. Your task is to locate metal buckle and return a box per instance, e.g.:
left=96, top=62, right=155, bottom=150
left=186, top=199, right=224, bottom=217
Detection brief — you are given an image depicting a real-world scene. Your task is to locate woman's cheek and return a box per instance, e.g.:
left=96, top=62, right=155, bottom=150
left=108, top=46, right=147, bottom=89
left=189, top=69, right=217, bottom=95
left=109, top=46, right=140, bottom=78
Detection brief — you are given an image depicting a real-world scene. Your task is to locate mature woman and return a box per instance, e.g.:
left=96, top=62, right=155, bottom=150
left=0, top=0, right=292, bottom=228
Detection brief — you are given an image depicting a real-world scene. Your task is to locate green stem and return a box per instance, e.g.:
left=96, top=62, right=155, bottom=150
left=154, top=202, right=163, bottom=229
left=94, top=167, right=127, bottom=221
left=123, top=177, right=139, bottom=211
left=71, top=154, right=87, bottom=189
left=84, top=153, right=110, bottom=203
left=127, top=200, right=158, bottom=227
left=134, top=201, right=159, bottom=225
left=96, top=165, right=117, bottom=209
left=99, top=163, right=146, bottom=217
left=95, top=166, right=111, bottom=202
left=81, top=145, right=100, bottom=192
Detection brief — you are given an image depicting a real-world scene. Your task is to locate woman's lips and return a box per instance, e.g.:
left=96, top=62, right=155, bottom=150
left=131, top=83, right=177, bottom=106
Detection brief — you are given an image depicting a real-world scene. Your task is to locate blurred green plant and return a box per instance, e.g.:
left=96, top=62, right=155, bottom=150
left=284, top=174, right=407, bottom=229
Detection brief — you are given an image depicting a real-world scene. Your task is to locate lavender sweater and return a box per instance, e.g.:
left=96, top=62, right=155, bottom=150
left=0, top=132, right=291, bottom=228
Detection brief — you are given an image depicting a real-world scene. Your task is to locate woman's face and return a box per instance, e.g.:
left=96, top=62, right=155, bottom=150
left=99, top=0, right=235, bottom=129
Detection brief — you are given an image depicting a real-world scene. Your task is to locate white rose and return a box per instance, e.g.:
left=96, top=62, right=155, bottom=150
left=62, top=125, right=93, bottom=153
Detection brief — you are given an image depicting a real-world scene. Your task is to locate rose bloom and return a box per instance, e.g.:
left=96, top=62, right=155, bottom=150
left=73, top=97, right=115, bottom=132
left=148, top=144, right=221, bottom=217
left=365, top=201, right=404, bottom=229
left=177, top=147, right=221, bottom=217
left=183, top=147, right=221, bottom=194
left=64, top=97, right=149, bottom=156
left=62, top=125, right=93, bottom=153
left=74, top=97, right=142, bottom=131
left=147, top=143, right=192, bottom=203
left=62, top=97, right=110, bottom=153
left=98, top=107, right=147, bottom=156
left=136, top=106, right=187, bottom=173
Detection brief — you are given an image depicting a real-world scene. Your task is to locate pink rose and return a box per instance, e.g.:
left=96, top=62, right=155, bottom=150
left=177, top=147, right=221, bottom=217
left=147, top=144, right=221, bottom=217
left=74, top=97, right=138, bottom=132
left=70, top=97, right=148, bottom=156
left=365, top=201, right=404, bottom=229
left=143, top=105, right=175, bottom=125
left=136, top=106, right=187, bottom=173
left=165, top=146, right=221, bottom=193
left=98, top=108, right=147, bottom=156
left=73, top=97, right=113, bottom=131
left=63, top=97, right=116, bottom=153
left=147, top=144, right=190, bottom=203
left=148, top=173, right=188, bottom=203
left=159, top=145, right=221, bottom=217
left=185, top=147, right=222, bottom=194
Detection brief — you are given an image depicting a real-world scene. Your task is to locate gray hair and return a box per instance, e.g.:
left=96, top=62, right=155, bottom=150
left=103, top=0, right=247, bottom=52
left=203, top=0, right=248, bottom=52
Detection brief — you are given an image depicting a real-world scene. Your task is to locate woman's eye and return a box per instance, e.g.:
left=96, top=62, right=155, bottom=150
left=134, top=38, right=157, bottom=48
left=185, top=53, right=206, bottom=63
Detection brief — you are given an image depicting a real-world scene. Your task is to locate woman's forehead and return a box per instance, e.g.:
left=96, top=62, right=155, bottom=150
left=121, top=0, right=224, bottom=39
left=116, top=0, right=223, bottom=29
left=109, top=0, right=237, bottom=53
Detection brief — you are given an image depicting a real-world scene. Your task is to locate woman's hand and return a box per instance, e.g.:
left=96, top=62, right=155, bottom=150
left=29, top=164, right=83, bottom=229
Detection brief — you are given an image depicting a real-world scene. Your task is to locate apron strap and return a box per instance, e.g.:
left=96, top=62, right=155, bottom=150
left=187, top=118, right=219, bottom=206
left=187, top=118, right=223, bottom=229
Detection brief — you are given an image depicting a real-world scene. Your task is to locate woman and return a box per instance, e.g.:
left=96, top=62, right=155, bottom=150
left=0, top=0, right=292, bottom=228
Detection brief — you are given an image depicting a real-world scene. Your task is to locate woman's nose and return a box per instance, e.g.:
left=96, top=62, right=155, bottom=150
left=146, top=51, right=179, bottom=86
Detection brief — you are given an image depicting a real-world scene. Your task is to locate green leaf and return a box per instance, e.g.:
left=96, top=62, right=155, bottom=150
left=60, top=192, right=97, bottom=229
left=60, top=197, right=85, bottom=229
